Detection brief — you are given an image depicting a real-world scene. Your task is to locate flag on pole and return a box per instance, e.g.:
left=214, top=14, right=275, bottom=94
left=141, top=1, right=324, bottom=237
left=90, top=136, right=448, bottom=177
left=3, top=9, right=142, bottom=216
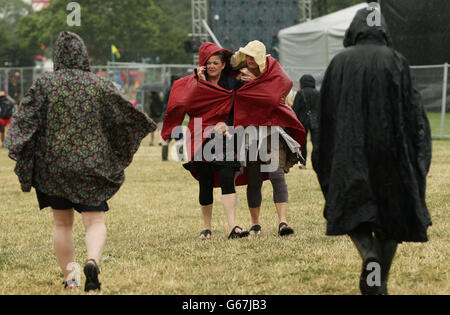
left=111, top=45, right=121, bottom=59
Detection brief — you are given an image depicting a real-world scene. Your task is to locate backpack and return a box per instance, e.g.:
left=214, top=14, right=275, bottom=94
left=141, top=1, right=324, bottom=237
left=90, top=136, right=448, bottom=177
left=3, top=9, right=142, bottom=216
left=0, top=98, right=14, bottom=119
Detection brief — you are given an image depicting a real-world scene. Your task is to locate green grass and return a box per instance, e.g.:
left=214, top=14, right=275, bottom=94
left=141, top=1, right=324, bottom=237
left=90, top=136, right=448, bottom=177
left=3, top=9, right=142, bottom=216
left=427, top=112, right=450, bottom=138
left=0, top=138, right=449, bottom=295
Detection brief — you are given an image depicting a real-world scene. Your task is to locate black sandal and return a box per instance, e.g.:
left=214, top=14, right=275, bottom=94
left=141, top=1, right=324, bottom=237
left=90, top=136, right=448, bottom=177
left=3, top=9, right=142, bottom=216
left=249, top=225, right=262, bottom=235
left=278, top=222, right=294, bottom=236
left=199, top=229, right=212, bottom=240
left=84, top=259, right=101, bottom=292
left=228, top=226, right=250, bottom=239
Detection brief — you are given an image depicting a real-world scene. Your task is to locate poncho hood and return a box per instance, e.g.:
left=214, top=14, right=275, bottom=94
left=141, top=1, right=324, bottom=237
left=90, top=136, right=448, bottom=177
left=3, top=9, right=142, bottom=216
left=231, top=40, right=268, bottom=74
left=198, top=42, right=232, bottom=67
left=54, top=31, right=90, bottom=72
left=300, top=75, right=316, bottom=89
left=343, top=7, right=392, bottom=48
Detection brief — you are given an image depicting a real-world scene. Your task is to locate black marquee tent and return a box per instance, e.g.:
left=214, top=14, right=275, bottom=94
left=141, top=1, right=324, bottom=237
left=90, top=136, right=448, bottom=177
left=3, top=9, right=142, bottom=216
left=380, top=0, right=450, bottom=65
left=381, top=0, right=449, bottom=114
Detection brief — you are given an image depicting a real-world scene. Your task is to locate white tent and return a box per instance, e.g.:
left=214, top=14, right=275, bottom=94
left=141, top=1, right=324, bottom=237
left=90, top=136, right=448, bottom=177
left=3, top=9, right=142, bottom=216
left=278, top=3, right=368, bottom=87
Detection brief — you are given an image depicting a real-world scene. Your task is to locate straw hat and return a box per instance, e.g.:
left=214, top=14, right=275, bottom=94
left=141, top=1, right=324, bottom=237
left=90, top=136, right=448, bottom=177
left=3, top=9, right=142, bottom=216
left=231, top=40, right=268, bottom=73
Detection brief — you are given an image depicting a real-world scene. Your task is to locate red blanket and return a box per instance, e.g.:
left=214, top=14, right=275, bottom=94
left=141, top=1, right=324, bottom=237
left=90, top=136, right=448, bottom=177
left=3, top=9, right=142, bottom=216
left=234, top=56, right=306, bottom=147
left=161, top=75, right=234, bottom=161
left=161, top=56, right=305, bottom=186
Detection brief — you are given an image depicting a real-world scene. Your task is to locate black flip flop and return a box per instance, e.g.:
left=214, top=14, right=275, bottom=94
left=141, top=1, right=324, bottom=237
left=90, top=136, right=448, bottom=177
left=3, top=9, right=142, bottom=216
left=199, top=229, right=212, bottom=240
left=249, top=225, right=262, bottom=235
left=84, top=259, right=101, bottom=292
left=278, top=222, right=294, bottom=236
left=228, top=226, right=250, bottom=239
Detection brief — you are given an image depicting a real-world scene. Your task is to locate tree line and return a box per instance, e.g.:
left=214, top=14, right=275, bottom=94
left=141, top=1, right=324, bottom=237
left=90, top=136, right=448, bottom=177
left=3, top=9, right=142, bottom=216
left=0, top=0, right=365, bottom=67
left=0, top=0, right=193, bottom=67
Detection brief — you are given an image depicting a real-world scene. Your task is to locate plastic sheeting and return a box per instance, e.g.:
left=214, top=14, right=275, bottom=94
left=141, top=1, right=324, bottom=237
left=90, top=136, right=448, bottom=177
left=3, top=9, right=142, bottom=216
left=381, top=0, right=450, bottom=113
left=380, top=0, right=450, bottom=66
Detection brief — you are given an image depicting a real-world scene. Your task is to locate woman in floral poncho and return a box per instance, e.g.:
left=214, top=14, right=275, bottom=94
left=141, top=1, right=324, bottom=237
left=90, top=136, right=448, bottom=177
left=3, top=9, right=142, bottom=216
left=5, top=31, right=156, bottom=291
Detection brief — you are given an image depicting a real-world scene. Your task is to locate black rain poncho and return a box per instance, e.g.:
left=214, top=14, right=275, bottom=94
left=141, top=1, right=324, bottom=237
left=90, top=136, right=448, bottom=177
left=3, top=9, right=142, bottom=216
left=311, top=8, right=432, bottom=242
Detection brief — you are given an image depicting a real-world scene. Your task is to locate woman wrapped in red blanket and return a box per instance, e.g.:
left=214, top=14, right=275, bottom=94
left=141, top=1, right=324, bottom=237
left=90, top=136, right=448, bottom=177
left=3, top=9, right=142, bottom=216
left=161, top=42, right=250, bottom=240
left=231, top=40, right=306, bottom=237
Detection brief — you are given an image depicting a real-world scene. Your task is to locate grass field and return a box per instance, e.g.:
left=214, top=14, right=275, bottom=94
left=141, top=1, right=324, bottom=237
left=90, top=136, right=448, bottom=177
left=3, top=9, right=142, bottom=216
left=0, top=137, right=449, bottom=295
left=427, top=112, right=450, bottom=137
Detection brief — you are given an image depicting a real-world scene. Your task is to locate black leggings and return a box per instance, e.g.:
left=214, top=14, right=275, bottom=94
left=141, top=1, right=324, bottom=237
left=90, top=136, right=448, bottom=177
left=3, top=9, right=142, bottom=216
left=198, top=163, right=236, bottom=206
left=247, top=164, right=288, bottom=208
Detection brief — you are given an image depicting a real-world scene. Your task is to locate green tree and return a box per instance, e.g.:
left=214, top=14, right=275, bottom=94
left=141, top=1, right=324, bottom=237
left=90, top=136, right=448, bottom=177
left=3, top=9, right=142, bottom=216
left=0, top=0, right=35, bottom=66
left=153, top=0, right=191, bottom=30
left=18, top=0, right=192, bottom=65
left=0, top=0, right=33, bottom=31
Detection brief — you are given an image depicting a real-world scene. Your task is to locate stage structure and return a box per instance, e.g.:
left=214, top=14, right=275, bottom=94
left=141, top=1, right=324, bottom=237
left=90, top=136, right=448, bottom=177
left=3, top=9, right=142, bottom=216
left=208, top=0, right=300, bottom=59
left=191, top=0, right=209, bottom=64
left=299, top=0, right=312, bottom=23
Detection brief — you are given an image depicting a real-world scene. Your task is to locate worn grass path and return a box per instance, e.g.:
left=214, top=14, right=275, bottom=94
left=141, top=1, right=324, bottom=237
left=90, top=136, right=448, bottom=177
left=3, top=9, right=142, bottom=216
left=0, top=138, right=448, bottom=295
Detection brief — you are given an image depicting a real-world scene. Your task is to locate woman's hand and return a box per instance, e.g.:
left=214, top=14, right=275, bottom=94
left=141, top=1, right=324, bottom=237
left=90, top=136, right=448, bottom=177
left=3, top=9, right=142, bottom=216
left=160, top=139, right=169, bottom=146
left=214, top=122, right=232, bottom=139
left=214, top=122, right=227, bottom=134
left=240, top=68, right=257, bottom=82
left=197, top=66, right=207, bottom=81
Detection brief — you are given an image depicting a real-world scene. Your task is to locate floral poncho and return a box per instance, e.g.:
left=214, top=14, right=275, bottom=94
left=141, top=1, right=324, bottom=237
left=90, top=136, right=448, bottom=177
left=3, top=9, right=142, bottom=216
left=5, top=31, right=156, bottom=206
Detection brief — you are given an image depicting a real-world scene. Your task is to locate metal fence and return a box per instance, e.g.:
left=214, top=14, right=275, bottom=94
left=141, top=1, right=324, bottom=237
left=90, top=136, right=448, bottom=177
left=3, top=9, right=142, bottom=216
left=0, top=63, right=195, bottom=102
left=411, top=64, right=449, bottom=139
left=284, top=63, right=450, bottom=139
left=0, top=63, right=448, bottom=139
left=91, top=63, right=196, bottom=99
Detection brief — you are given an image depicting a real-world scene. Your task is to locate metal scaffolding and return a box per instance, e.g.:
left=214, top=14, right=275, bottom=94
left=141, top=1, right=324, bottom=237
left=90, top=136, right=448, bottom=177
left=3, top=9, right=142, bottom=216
left=299, top=0, right=312, bottom=23
left=191, top=0, right=209, bottom=64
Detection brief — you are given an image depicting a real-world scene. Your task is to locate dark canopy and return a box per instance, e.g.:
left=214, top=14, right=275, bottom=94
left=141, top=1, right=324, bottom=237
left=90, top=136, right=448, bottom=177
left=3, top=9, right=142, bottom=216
left=312, top=8, right=432, bottom=242
left=381, top=0, right=450, bottom=65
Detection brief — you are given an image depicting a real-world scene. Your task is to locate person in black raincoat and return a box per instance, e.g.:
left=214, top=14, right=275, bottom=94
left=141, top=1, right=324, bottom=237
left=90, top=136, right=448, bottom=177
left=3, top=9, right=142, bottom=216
left=312, top=7, right=432, bottom=295
left=292, top=74, right=320, bottom=168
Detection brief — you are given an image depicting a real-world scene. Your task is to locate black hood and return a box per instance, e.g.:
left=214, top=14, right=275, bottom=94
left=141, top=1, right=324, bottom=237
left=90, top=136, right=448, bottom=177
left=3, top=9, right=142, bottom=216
left=300, top=75, right=316, bottom=89
left=343, top=7, right=392, bottom=48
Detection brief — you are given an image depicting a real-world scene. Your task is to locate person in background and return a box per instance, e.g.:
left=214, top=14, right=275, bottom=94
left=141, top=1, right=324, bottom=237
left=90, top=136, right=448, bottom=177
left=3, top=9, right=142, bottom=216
left=0, top=91, right=16, bottom=148
left=312, top=8, right=432, bottom=295
left=292, top=74, right=320, bottom=169
left=4, top=31, right=155, bottom=291
left=161, top=75, right=183, bottom=161
left=145, top=91, right=164, bottom=146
